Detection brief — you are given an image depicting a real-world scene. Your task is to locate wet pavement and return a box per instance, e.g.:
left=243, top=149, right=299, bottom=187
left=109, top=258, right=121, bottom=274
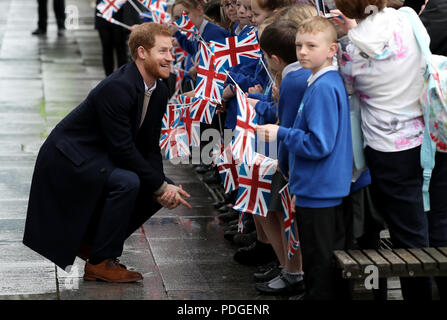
left=0, top=0, right=281, bottom=300
left=0, top=0, right=403, bottom=301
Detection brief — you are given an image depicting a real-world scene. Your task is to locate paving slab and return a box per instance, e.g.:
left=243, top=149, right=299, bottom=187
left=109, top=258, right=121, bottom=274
left=0, top=0, right=404, bottom=302
left=0, top=242, right=57, bottom=296
left=0, top=79, right=43, bottom=106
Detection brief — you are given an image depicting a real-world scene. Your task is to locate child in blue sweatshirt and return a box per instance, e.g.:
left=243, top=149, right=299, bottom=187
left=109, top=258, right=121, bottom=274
left=246, top=19, right=313, bottom=296
left=171, top=0, right=229, bottom=90
left=256, top=16, right=353, bottom=300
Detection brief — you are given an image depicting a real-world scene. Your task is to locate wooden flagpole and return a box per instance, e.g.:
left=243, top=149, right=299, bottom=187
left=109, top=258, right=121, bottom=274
left=96, top=13, right=132, bottom=30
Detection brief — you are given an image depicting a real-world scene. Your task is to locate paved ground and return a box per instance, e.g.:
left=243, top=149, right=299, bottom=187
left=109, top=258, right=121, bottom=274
left=0, top=0, right=280, bottom=300
left=0, top=0, right=402, bottom=300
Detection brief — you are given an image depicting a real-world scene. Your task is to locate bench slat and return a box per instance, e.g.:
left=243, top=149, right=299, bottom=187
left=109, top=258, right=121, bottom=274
left=423, top=248, right=447, bottom=270
left=362, top=250, right=391, bottom=275
left=348, top=250, right=373, bottom=266
left=393, top=249, right=422, bottom=273
left=437, top=247, right=447, bottom=258
left=408, top=249, right=437, bottom=271
left=378, top=249, right=406, bottom=273
left=334, top=250, right=361, bottom=278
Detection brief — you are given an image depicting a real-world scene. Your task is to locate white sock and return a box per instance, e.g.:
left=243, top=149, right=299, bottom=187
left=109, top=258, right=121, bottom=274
left=267, top=275, right=287, bottom=289
left=281, top=269, right=304, bottom=283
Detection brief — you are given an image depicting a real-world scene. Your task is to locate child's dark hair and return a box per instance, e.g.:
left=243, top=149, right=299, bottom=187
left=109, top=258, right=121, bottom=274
left=260, top=19, right=298, bottom=65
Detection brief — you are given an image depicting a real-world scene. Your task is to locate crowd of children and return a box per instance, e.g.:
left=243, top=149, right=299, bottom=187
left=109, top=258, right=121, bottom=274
left=165, top=0, right=447, bottom=300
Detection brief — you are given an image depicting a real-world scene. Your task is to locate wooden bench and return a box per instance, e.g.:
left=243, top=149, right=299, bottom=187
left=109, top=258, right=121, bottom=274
left=334, top=247, right=447, bottom=279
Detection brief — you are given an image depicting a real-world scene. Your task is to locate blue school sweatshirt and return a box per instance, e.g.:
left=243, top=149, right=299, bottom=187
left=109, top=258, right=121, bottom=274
left=253, top=63, right=310, bottom=174
left=351, top=169, right=371, bottom=193
left=277, top=67, right=353, bottom=208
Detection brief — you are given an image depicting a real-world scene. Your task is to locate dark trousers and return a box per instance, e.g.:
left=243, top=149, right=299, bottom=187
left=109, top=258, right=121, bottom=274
left=365, top=146, right=447, bottom=300
left=295, top=205, right=350, bottom=300
left=88, top=168, right=173, bottom=261
left=37, top=0, right=65, bottom=31
left=90, top=168, right=140, bottom=261
left=97, top=27, right=129, bottom=77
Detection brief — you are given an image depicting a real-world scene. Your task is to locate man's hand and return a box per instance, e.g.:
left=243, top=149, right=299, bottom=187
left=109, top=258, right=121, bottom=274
left=157, top=184, right=192, bottom=210
left=256, top=124, right=279, bottom=142
left=157, top=189, right=178, bottom=209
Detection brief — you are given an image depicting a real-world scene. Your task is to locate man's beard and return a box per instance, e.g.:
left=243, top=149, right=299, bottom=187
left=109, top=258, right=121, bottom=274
left=144, top=58, right=170, bottom=79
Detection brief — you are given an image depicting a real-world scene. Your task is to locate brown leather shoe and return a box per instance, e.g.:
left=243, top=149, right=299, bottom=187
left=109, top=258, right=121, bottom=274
left=83, top=258, right=143, bottom=283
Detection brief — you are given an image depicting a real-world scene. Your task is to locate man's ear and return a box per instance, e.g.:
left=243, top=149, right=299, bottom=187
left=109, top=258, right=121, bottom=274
left=137, top=46, right=148, bottom=60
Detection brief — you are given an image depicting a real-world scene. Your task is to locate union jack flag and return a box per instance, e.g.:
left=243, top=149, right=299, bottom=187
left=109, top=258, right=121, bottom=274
left=210, top=33, right=262, bottom=73
left=171, top=11, right=199, bottom=37
left=210, top=137, right=224, bottom=165
left=194, top=42, right=226, bottom=104
left=169, top=94, right=193, bottom=105
left=164, top=124, right=190, bottom=159
left=173, top=46, right=188, bottom=65
left=233, top=153, right=277, bottom=216
left=217, top=144, right=240, bottom=193
left=160, top=104, right=183, bottom=150
left=181, top=106, right=201, bottom=147
left=137, top=0, right=166, bottom=11
left=171, top=66, right=185, bottom=97
left=151, top=8, right=171, bottom=24
left=279, top=184, right=300, bottom=259
left=232, top=86, right=258, bottom=164
left=97, top=0, right=127, bottom=18
left=149, top=0, right=167, bottom=12
left=190, top=97, right=217, bottom=124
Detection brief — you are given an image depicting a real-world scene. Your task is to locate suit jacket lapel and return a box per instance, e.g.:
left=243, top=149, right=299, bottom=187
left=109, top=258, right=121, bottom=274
left=129, top=62, right=145, bottom=138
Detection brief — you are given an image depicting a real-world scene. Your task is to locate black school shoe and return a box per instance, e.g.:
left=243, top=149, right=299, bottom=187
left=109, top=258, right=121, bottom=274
left=233, top=240, right=277, bottom=266
left=255, top=273, right=305, bottom=295
left=217, top=204, right=230, bottom=213
left=202, top=170, right=221, bottom=184
left=233, top=230, right=257, bottom=247
left=253, top=261, right=281, bottom=282
left=218, top=208, right=239, bottom=223
left=195, top=164, right=211, bottom=174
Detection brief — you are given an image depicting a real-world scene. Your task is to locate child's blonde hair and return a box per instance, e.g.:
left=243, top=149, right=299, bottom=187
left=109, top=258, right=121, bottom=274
left=280, top=4, right=317, bottom=25
left=297, top=16, right=338, bottom=44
